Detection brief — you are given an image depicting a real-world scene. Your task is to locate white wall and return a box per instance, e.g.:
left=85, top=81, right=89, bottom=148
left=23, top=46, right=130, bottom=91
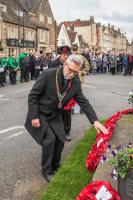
left=57, top=24, right=71, bottom=47
left=74, top=26, right=91, bottom=45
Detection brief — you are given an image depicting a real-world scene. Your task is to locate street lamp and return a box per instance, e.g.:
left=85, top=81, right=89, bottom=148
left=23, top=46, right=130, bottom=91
left=13, top=0, right=26, bottom=49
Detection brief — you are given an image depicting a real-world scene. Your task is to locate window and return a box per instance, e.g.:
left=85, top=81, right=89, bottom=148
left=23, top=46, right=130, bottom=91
left=47, top=16, right=52, bottom=24
left=62, top=39, right=65, bottom=45
left=39, top=14, right=45, bottom=22
left=15, top=10, right=24, bottom=17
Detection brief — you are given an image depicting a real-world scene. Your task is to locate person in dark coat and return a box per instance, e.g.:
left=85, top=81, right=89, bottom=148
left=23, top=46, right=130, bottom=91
left=25, top=54, right=108, bottom=182
left=127, top=53, right=133, bottom=76
left=50, top=45, right=72, bottom=141
left=50, top=45, right=71, bottom=68
left=29, top=50, right=35, bottom=80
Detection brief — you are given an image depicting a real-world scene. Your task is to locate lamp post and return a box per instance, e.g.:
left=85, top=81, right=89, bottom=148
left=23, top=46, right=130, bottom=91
left=22, top=10, right=25, bottom=48
left=13, top=0, right=26, bottom=50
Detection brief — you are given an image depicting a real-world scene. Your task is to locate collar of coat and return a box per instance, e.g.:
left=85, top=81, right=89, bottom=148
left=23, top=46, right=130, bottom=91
left=56, top=67, right=72, bottom=99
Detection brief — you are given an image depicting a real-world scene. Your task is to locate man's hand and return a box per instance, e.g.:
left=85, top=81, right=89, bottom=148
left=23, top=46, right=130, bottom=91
left=32, top=118, right=41, bottom=128
left=93, top=121, right=108, bottom=135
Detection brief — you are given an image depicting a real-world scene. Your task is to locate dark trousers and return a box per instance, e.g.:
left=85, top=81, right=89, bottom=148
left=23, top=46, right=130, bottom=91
left=20, top=66, right=30, bottom=82
left=31, top=67, right=35, bottom=80
left=0, top=72, right=4, bottom=84
left=41, top=126, right=64, bottom=175
left=103, top=67, right=107, bottom=73
left=110, top=67, right=115, bottom=75
left=35, top=69, right=40, bottom=80
left=62, top=109, right=71, bottom=135
left=129, top=63, right=133, bottom=75
left=3, top=70, right=7, bottom=82
left=9, top=71, right=17, bottom=84
left=124, top=65, right=129, bottom=76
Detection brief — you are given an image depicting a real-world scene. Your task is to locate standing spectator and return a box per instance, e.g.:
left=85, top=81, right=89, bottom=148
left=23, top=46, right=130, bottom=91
left=128, top=52, right=133, bottom=76
left=2, top=53, right=8, bottom=83
left=108, top=52, right=117, bottom=75
left=40, top=54, right=48, bottom=71
left=82, top=48, right=91, bottom=72
left=71, top=44, right=90, bottom=82
left=71, top=44, right=90, bottom=114
left=45, top=53, right=53, bottom=69
left=123, top=53, right=128, bottom=76
left=91, top=53, right=97, bottom=74
left=0, top=53, right=5, bottom=87
left=33, top=52, right=42, bottom=80
left=29, top=50, right=35, bottom=80
left=117, top=53, right=123, bottom=74
left=8, top=52, right=18, bottom=85
left=102, top=53, right=108, bottom=73
left=17, top=48, right=30, bottom=82
left=49, top=45, right=72, bottom=142
left=50, top=45, right=71, bottom=69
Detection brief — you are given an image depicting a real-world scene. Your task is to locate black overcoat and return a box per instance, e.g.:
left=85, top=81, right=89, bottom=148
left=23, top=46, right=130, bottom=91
left=25, top=67, right=98, bottom=145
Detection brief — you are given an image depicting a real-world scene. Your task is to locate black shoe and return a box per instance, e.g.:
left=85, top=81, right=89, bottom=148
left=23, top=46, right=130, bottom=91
left=43, top=174, right=54, bottom=182
left=52, top=163, right=61, bottom=172
left=65, top=134, right=71, bottom=142
left=71, top=109, right=74, bottom=115
left=1, top=83, right=5, bottom=87
left=80, top=110, right=84, bottom=114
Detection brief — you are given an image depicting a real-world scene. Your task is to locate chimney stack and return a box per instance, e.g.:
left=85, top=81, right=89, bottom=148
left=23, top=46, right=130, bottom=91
left=90, top=16, right=94, bottom=23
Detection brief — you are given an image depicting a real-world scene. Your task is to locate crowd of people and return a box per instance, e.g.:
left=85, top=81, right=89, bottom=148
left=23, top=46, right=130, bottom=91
left=88, top=50, right=133, bottom=76
left=0, top=47, right=132, bottom=88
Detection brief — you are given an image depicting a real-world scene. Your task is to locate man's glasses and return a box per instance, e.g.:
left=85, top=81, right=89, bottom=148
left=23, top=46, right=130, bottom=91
left=66, top=63, right=79, bottom=75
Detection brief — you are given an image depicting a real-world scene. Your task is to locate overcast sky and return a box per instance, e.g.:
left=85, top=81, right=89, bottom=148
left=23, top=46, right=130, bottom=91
left=49, top=0, right=133, bottom=42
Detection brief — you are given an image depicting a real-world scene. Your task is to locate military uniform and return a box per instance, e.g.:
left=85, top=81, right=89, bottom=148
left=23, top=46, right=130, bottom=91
left=78, top=54, right=90, bottom=83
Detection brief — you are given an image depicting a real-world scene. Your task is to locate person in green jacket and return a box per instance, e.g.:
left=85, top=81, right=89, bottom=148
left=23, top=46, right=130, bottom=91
left=2, top=54, right=8, bottom=83
left=17, top=48, right=30, bottom=82
left=8, top=52, right=18, bottom=85
left=0, top=53, right=6, bottom=87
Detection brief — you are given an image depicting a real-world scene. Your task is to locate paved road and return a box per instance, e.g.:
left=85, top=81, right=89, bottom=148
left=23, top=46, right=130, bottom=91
left=0, top=74, right=132, bottom=200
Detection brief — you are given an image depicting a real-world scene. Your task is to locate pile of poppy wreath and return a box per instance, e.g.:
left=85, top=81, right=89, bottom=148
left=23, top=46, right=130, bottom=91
left=64, top=98, right=77, bottom=110
left=77, top=108, right=133, bottom=200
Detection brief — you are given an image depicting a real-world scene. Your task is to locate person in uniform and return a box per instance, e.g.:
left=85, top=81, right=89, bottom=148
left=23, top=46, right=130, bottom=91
left=25, top=54, right=108, bottom=182
left=71, top=44, right=90, bottom=83
left=8, top=52, right=18, bottom=85
left=71, top=44, right=90, bottom=114
left=50, top=46, right=72, bottom=141
left=17, top=48, right=30, bottom=82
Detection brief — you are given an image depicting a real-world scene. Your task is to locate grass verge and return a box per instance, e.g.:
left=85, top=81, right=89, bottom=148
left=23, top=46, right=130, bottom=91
left=39, top=126, right=97, bottom=200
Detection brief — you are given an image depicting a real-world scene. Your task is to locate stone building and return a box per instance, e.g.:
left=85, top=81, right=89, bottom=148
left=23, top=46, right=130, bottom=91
left=61, top=16, right=97, bottom=49
left=61, top=17, right=129, bottom=52
left=0, top=0, right=56, bottom=55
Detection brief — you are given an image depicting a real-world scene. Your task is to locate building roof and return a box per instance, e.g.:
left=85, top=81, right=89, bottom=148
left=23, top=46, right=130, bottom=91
left=56, top=25, right=62, bottom=37
left=0, top=0, right=49, bottom=30
left=61, top=16, right=95, bottom=28
left=19, top=0, right=40, bottom=12
left=67, top=30, right=77, bottom=43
